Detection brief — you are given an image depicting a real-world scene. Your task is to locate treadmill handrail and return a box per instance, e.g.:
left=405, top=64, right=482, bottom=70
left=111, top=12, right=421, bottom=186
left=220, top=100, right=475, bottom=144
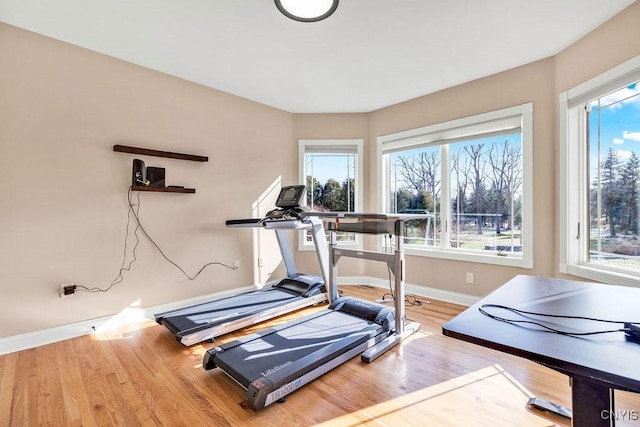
left=299, top=212, right=430, bottom=235
left=299, top=211, right=432, bottom=222
left=225, top=217, right=312, bottom=230
left=262, top=219, right=312, bottom=230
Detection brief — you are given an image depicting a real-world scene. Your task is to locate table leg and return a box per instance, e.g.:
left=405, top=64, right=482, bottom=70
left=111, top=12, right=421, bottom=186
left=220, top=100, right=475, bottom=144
left=571, top=377, right=614, bottom=427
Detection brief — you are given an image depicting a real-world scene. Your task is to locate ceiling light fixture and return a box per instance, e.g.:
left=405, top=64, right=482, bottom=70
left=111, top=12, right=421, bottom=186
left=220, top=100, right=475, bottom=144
left=275, top=0, right=339, bottom=23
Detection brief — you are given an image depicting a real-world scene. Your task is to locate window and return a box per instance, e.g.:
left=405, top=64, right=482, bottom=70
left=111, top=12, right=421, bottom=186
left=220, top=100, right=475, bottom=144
left=560, top=55, right=640, bottom=286
left=298, top=139, right=363, bottom=250
left=378, top=104, right=533, bottom=268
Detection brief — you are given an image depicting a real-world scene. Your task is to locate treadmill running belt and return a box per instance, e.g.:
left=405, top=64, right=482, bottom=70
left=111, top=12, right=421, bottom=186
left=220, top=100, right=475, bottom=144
left=157, top=288, right=300, bottom=334
left=212, top=310, right=382, bottom=387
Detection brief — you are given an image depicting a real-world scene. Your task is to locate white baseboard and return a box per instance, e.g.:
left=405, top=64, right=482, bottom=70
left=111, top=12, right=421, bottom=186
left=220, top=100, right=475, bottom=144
left=0, top=279, right=478, bottom=356
left=338, top=276, right=481, bottom=307
left=0, top=285, right=255, bottom=356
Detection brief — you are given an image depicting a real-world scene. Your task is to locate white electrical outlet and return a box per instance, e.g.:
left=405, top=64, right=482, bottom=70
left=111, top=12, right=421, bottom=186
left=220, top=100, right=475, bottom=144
left=233, top=260, right=240, bottom=269
left=465, top=272, right=474, bottom=284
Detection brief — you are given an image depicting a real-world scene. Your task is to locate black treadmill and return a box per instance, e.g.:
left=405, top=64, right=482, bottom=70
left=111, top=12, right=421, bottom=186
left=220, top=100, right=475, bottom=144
left=203, top=212, right=422, bottom=411
left=204, top=296, right=394, bottom=410
left=155, top=185, right=330, bottom=346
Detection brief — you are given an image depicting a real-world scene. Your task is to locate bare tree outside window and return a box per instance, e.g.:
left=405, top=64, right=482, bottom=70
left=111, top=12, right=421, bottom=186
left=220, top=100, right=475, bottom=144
left=389, top=134, right=523, bottom=255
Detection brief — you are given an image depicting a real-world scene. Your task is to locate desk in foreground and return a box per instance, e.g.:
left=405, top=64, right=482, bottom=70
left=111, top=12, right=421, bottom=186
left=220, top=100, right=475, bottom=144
left=442, top=275, right=640, bottom=426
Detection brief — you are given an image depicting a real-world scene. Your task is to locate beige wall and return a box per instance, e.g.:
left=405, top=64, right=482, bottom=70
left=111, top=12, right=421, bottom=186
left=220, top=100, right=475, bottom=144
left=1, top=2, right=639, bottom=339
left=368, top=58, right=556, bottom=297
left=0, top=24, right=294, bottom=338
left=555, top=1, right=640, bottom=93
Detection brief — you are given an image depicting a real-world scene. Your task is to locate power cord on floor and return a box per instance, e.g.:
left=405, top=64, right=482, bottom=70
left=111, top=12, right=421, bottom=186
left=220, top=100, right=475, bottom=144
left=379, top=265, right=427, bottom=307
left=75, top=186, right=236, bottom=294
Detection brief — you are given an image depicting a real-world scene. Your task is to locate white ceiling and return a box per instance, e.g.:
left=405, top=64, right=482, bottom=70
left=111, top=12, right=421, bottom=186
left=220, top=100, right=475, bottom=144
left=0, top=0, right=635, bottom=113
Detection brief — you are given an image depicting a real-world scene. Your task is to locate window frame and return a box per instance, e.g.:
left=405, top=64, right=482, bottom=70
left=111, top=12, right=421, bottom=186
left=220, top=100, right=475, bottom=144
left=560, top=54, right=640, bottom=287
left=377, top=103, right=534, bottom=268
left=298, top=139, right=364, bottom=251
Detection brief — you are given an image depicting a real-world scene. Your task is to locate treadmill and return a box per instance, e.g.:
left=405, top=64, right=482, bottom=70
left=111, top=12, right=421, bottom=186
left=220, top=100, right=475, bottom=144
left=155, top=185, right=330, bottom=346
left=203, top=212, right=422, bottom=411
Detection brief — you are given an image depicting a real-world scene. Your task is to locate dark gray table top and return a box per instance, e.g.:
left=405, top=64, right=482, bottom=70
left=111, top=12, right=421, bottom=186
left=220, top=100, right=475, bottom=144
left=443, top=275, right=640, bottom=392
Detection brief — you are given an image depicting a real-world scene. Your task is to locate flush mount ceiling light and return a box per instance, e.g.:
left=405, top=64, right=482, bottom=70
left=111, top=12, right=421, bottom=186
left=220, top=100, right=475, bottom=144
left=275, top=0, right=339, bottom=22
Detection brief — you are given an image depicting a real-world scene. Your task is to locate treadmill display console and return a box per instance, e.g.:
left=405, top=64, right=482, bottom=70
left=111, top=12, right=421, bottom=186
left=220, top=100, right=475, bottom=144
left=275, top=185, right=306, bottom=209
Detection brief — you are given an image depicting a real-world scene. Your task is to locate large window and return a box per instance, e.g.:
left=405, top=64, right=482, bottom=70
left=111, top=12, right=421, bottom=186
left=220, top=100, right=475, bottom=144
left=560, top=55, right=640, bottom=286
left=378, top=104, right=533, bottom=268
left=298, top=139, right=363, bottom=249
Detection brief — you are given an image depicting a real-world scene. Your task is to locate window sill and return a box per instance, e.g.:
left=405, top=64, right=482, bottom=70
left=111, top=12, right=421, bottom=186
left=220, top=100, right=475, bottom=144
left=562, top=263, right=640, bottom=288
left=403, top=246, right=532, bottom=269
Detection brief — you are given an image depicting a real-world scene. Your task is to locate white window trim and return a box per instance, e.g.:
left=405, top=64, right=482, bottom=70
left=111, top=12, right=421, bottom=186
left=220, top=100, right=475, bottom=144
left=298, top=139, right=364, bottom=251
left=560, top=54, right=640, bottom=287
left=377, top=103, right=534, bottom=268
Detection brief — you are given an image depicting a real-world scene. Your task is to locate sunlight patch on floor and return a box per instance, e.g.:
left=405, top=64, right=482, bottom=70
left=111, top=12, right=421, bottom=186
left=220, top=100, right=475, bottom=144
left=317, top=364, right=566, bottom=427
left=90, top=300, right=156, bottom=341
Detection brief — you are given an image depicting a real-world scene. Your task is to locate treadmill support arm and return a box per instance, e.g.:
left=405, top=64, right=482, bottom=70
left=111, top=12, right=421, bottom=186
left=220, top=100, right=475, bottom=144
left=308, top=217, right=331, bottom=293
left=326, top=220, right=408, bottom=336
left=274, top=229, right=298, bottom=278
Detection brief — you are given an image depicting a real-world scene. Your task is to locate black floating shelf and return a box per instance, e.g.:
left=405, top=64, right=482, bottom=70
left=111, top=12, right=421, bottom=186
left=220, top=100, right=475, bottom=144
left=132, top=185, right=196, bottom=194
left=114, top=145, right=208, bottom=162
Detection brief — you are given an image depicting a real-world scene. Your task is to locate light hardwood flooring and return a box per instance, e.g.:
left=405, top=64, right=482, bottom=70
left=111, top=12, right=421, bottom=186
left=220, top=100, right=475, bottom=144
left=1, top=285, right=639, bottom=426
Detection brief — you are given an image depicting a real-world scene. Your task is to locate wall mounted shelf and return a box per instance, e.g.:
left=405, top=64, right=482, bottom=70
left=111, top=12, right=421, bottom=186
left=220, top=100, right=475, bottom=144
left=132, top=185, right=196, bottom=194
left=114, top=144, right=206, bottom=193
left=113, top=145, right=208, bottom=162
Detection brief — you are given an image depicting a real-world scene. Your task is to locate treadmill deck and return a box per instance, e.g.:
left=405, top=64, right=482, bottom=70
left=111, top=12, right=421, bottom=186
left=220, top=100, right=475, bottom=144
left=156, top=287, right=302, bottom=334
left=212, top=309, right=385, bottom=387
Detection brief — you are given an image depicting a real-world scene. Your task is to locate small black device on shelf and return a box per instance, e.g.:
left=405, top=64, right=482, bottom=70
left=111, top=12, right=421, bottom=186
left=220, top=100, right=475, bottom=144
left=132, top=159, right=148, bottom=186
left=119, top=146, right=203, bottom=193
left=146, top=166, right=166, bottom=187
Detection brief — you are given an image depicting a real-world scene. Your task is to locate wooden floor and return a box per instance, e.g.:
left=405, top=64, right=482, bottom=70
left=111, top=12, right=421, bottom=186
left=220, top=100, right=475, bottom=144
left=2, top=285, right=640, bottom=426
